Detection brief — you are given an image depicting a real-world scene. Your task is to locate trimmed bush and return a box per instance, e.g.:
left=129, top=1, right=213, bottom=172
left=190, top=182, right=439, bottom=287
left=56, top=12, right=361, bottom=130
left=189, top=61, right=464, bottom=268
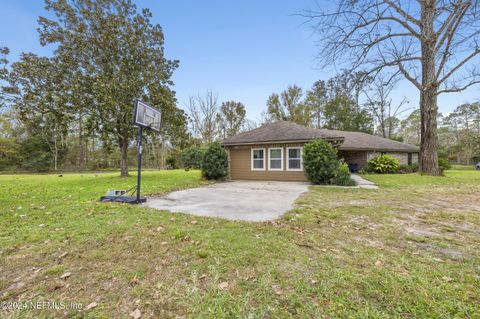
left=334, top=162, right=356, bottom=186
left=438, top=157, right=451, bottom=171
left=181, top=145, right=205, bottom=170
left=303, top=139, right=341, bottom=184
left=201, top=142, right=228, bottom=180
left=367, top=154, right=400, bottom=173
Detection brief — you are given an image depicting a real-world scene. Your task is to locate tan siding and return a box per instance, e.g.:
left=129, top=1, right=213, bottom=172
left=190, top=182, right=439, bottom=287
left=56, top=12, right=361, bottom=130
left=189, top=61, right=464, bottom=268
left=227, top=143, right=308, bottom=181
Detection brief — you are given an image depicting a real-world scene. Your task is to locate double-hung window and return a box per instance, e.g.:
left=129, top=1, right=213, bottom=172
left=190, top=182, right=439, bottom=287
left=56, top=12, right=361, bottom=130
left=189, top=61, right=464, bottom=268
left=268, top=148, right=283, bottom=171
left=251, top=148, right=265, bottom=170
left=287, top=147, right=302, bottom=171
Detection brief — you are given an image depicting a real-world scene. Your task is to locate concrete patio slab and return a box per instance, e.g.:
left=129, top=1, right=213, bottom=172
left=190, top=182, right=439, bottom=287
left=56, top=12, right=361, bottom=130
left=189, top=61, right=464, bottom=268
left=144, top=180, right=310, bottom=222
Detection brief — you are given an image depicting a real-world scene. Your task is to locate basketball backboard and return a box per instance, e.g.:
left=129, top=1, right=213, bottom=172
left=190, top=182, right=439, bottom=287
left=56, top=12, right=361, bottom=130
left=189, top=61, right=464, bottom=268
left=133, top=100, right=161, bottom=132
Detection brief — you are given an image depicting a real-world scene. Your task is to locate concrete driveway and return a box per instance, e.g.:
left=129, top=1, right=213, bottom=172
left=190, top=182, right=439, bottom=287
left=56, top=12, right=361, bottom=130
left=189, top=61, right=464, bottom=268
left=144, top=180, right=310, bottom=222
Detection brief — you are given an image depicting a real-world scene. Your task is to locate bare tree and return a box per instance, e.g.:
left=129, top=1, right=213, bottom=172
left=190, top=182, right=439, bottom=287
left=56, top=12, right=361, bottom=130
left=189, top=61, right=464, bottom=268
left=305, top=0, right=480, bottom=175
left=186, top=91, right=219, bottom=143
left=366, top=74, right=410, bottom=138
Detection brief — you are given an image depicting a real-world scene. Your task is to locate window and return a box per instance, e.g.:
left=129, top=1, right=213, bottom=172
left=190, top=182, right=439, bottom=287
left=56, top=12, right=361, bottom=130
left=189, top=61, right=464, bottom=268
left=287, top=147, right=302, bottom=171
left=251, top=148, right=265, bottom=170
left=408, top=153, right=413, bottom=165
left=268, top=148, right=283, bottom=171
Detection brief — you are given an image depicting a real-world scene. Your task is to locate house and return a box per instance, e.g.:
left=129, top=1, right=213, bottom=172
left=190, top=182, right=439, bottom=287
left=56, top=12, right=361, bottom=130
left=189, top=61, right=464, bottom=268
left=222, top=121, right=419, bottom=181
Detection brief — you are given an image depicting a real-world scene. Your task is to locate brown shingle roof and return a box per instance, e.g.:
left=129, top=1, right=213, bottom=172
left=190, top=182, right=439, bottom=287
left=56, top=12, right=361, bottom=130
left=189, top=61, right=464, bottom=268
left=332, top=130, right=419, bottom=152
left=222, top=121, right=419, bottom=152
left=222, top=121, right=344, bottom=145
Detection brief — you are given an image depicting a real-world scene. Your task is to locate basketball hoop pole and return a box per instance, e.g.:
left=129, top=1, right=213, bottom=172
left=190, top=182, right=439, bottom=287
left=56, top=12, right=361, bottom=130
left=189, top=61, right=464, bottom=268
left=136, top=126, right=143, bottom=203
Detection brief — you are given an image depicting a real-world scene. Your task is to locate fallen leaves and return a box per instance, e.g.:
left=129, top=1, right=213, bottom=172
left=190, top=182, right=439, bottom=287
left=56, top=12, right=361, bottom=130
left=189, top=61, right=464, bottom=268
left=84, top=301, right=98, bottom=310
left=271, top=284, right=283, bottom=295
left=130, top=308, right=141, bottom=319
left=218, top=281, right=229, bottom=290
left=60, top=272, right=71, bottom=280
left=48, top=281, right=65, bottom=292
left=58, top=252, right=68, bottom=259
left=130, top=275, right=140, bottom=287
left=442, top=276, right=454, bottom=282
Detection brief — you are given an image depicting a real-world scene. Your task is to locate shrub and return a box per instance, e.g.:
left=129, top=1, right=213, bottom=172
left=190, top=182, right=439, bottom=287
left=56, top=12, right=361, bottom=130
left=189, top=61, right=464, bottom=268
left=165, top=154, right=178, bottom=169
left=303, top=139, right=341, bottom=184
left=438, top=157, right=451, bottom=171
left=334, top=162, right=356, bottom=186
left=201, top=142, right=228, bottom=180
left=397, top=163, right=419, bottom=174
left=181, top=145, right=204, bottom=170
left=367, top=154, right=400, bottom=174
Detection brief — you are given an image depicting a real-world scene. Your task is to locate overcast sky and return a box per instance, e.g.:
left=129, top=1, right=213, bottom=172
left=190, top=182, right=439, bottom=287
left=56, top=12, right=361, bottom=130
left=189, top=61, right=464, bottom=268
left=1, top=0, right=479, bottom=122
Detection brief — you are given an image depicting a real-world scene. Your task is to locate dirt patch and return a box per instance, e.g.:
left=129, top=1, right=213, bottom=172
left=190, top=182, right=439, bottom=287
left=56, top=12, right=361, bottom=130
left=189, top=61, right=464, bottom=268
left=414, top=243, right=464, bottom=260
left=404, top=227, right=440, bottom=237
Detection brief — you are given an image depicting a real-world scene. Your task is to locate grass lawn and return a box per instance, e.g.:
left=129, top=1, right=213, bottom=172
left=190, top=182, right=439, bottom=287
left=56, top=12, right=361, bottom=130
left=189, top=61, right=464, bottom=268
left=1, top=169, right=479, bottom=318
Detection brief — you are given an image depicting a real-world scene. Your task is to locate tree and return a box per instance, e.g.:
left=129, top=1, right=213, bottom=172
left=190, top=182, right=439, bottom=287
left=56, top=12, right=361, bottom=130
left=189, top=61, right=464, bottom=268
left=305, top=0, right=480, bottom=175
left=323, top=95, right=373, bottom=133
left=7, top=53, right=70, bottom=171
left=216, top=101, right=246, bottom=138
left=442, top=102, right=480, bottom=164
left=323, top=71, right=374, bottom=132
left=186, top=91, right=219, bottom=143
left=399, top=109, right=421, bottom=145
left=0, top=47, right=9, bottom=109
left=38, top=0, right=179, bottom=176
left=365, top=74, right=410, bottom=138
left=266, top=85, right=312, bottom=125
left=305, top=80, right=328, bottom=128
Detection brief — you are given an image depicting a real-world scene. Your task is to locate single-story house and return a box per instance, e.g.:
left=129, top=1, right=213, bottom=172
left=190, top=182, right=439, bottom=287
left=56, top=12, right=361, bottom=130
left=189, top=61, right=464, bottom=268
left=222, top=121, right=419, bottom=181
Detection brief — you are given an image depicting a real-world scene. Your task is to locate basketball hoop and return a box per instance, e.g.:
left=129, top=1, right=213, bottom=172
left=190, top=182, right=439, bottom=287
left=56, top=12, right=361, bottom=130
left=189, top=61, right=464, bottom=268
left=100, top=100, right=161, bottom=204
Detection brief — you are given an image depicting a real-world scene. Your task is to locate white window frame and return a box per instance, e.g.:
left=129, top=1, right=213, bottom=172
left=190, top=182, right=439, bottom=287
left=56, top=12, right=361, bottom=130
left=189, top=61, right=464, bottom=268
left=268, top=147, right=283, bottom=171
left=286, top=147, right=303, bottom=171
left=251, top=148, right=266, bottom=171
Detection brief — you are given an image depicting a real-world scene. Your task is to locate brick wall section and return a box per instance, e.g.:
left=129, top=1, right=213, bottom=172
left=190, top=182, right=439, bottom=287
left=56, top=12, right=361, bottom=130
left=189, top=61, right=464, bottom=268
left=367, top=151, right=419, bottom=165
left=338, top=151, right=368, bottom=169
left=338, top=150, right=419, bottom=170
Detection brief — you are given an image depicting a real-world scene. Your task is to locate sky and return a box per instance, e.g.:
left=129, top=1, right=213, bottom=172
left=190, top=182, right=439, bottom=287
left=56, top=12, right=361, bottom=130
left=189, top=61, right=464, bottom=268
left=1, top=0, right=479, bottom=122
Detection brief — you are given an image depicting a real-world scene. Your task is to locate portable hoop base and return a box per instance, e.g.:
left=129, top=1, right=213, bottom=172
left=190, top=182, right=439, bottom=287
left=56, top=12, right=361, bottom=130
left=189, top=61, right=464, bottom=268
left=100, top=195, right=146, bottom=204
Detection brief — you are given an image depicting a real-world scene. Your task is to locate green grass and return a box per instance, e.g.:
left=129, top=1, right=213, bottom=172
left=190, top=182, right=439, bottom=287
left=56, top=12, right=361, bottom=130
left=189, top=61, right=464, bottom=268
left=1, top=169, right=479, bottom=318
left=451, top=164, right=478, bottom=171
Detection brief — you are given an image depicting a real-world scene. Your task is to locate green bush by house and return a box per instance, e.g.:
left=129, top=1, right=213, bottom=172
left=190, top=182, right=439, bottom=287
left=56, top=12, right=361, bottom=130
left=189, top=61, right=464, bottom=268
left=367, top=154, right=400, bottom=173
left=181, top=145, right=205, bottom=170
left=201, top=142, right=228, bottom=180
left=334, top=162, right=356, bottom=186
left=303, top=139, right=355, bottom=185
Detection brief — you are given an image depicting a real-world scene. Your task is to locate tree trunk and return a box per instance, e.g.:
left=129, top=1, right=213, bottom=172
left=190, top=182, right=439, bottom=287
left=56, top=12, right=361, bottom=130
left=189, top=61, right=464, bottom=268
left=119, top=135, right=129, bottom=177
left=419, top=1, right=441, bottom=175
left=419, top=88, right=440, bottom=175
